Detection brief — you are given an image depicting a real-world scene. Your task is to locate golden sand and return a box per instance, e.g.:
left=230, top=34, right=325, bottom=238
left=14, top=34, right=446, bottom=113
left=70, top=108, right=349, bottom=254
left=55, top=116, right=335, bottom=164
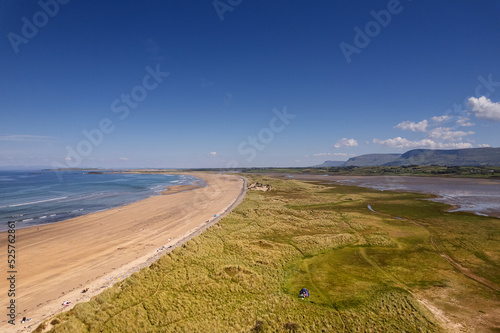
left=0, top=173, right=245, bottom=332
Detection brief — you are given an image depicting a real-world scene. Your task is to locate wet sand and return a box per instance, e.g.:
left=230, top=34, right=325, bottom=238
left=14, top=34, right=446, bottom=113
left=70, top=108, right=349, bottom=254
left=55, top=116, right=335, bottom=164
left=0, top=173, right=245, bottom=332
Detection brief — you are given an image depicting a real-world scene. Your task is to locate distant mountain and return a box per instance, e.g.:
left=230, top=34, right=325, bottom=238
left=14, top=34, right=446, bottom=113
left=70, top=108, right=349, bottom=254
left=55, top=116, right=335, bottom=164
left=314, top=160, right=346, bottom=167
left=343, top=154, right=401, bottom=167
left=313, top=154, right=401, bottom=168
left=386, top=147, right=500, bottom=166
left=314, top=147, right=500, bottom=168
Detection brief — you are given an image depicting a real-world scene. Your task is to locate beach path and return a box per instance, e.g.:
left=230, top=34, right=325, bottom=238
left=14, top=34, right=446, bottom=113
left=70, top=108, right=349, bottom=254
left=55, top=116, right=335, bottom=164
left=0, top=173, right=245, bottom=332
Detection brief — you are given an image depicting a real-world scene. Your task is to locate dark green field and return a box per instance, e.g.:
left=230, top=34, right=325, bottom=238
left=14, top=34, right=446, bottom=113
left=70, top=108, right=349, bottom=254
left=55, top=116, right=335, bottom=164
left=240, top=165, right=500, bottom=178
left=38, top=175, right=500, bottom=332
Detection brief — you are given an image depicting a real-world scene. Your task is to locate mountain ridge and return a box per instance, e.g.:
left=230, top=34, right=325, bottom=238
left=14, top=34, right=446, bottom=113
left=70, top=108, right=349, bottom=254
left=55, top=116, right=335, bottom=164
left=315, top=147, right=500, bottom=167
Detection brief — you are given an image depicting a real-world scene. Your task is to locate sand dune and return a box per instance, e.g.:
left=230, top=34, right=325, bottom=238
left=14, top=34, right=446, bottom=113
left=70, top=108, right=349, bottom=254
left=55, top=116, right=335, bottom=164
left=0, top=173, right=245, bottom=332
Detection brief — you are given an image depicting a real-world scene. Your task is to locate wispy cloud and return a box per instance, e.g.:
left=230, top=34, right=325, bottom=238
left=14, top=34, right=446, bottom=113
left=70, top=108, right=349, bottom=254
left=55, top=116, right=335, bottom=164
left=394, top=120, right=428, bottom=132
left=208, top=152, right=217, bottom=156
left=431, top=115, right=452, bottom=123
left=373, top=137, right=473, bottom=149
left=456, top=116, right=475, bottom=127
left=468, top=96, right=500, bottom=121
left=314, top=152, right=355, bottom=157
left=427, top=127, right=474, bottom=141
left=0, top=135, right=56, bottom=142
left=334, top=138, right=358, bottom=148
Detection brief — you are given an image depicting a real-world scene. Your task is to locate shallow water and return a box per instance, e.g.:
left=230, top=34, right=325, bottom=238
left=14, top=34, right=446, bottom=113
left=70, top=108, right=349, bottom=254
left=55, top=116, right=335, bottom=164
left=331, top=176, right=500, bottom=218
left=0, top=171, right=200, bottom=231
left=282, top=174, right=500, bottom=218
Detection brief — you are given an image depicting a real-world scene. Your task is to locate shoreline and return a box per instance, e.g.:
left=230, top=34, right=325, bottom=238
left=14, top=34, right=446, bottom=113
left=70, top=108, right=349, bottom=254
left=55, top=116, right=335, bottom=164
left=0, top=172, right=246, bottom=333
left=0, top=173, right=204, bottom=233
left=30, top=174, right=500, bottom=332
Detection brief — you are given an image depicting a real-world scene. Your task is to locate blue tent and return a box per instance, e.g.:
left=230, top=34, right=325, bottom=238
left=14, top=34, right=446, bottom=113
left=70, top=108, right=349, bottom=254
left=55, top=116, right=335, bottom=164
left=299, top=288, right=310, bottom=298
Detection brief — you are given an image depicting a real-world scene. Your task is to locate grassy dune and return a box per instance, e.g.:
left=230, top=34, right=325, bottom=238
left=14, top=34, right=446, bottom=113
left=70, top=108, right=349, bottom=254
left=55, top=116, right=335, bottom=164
left=39, top=176, right=500, bottom=332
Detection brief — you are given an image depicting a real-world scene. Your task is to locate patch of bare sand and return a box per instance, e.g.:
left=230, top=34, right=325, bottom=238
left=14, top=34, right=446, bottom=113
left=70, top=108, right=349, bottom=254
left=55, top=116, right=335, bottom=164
left=0, top=173, right=245, bottom=333
left=247, top=182, right=272, bottom=191
left=415, top=285, right=500, bottom=333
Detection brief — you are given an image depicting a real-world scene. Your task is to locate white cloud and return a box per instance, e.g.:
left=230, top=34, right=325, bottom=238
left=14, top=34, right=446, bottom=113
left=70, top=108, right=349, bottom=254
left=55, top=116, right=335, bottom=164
left=428, top=127, right=474, bottom=141
left=314, top=152, right=355, bottom=157
left=119, top=157, right=129, bottom=161
left=394, top=120, right=428, bottom=132
left=0, top=135, right=56, bottom=142
left=431, top=115, right=452, bottom=123
left=456, top=116, right=475, bottom=127
left=334, top=138, right=358, bottom=148
left=373, top=137, right=473, bottom=149
left=208, top=152, right=217, bottom=156
left=380, top=114, right=478, bottom=151
left=478, top=144, right=491, bottom=148
left=468, top=96, right=500, bottom=121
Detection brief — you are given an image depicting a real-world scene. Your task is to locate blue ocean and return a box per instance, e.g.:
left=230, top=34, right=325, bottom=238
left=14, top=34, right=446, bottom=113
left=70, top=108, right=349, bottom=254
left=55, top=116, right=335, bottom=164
left=0, top=171, right=200, bottom=231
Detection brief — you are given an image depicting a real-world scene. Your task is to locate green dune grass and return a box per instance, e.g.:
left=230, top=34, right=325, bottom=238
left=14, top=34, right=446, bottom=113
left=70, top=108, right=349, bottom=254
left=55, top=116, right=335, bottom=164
left=38, top=175, right=500, bottom=332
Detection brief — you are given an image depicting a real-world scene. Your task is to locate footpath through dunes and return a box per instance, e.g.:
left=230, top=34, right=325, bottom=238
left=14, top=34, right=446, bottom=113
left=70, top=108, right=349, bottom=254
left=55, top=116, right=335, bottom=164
left=0, top=173, right=245, bottom=333
left=36, top=175, right=499, bottom=332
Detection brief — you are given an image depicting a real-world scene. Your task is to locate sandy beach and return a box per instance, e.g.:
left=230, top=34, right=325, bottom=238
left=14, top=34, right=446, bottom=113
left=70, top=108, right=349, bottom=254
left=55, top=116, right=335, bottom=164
left=0, top=173, right=245, bottom=332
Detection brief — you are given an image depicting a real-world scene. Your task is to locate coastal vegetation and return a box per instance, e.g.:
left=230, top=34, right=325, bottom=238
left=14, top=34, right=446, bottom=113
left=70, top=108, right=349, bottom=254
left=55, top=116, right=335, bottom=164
left=48, top=164, right=500, bottom=178
left=39, top=175, right=499, bottom=332
left=240, top=165, right=500, bottom=178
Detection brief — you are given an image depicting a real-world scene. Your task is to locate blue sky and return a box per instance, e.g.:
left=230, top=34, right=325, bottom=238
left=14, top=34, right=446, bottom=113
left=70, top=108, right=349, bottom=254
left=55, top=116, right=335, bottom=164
left=1, top=0, right=499, bottom=168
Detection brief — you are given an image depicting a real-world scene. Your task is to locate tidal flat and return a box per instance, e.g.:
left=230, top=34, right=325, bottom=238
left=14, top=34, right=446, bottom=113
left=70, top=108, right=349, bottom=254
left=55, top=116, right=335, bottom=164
left=265, top=173, right=500, bottom=218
